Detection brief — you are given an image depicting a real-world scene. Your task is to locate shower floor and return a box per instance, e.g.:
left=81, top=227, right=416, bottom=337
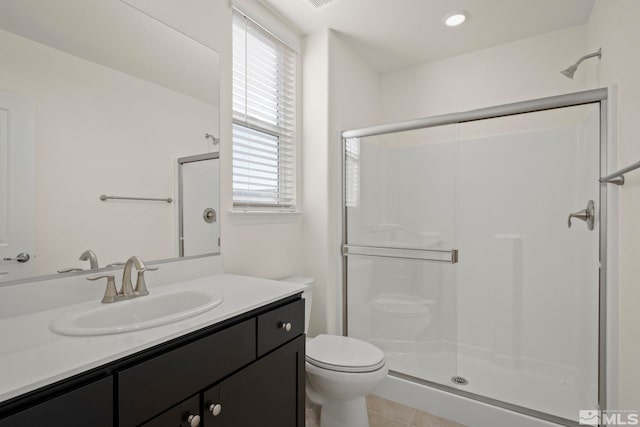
left=381, top=346, right=595, bottom=423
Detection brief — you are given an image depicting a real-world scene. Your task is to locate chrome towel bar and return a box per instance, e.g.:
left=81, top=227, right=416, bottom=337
left=600, top=160, right=640, bottom=185
left=99, top=195, right=173, bottom=203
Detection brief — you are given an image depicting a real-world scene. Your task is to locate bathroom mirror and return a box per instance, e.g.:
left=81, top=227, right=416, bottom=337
left=0, top=0, right=221, bottom=284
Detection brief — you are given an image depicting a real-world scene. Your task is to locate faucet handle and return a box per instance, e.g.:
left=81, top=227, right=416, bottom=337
left=134, top=267, right=158, bottom=296
left=87, top=274, right=118, bottom=303
left=57, top=267, right=84, bottom=273
left=106, top=262, right=125, bottom=268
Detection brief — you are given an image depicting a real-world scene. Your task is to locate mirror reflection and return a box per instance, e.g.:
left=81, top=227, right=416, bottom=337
left=0, top=0, right=220, bottom=284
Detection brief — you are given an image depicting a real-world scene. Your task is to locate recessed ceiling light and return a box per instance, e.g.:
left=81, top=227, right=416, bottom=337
left=443, top=10, right=468, bottom=27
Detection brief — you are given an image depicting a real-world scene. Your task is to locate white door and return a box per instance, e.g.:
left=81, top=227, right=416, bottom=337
left=0, top=92, right=35, bottom=282
left=179, top=156, right=219, bottom=257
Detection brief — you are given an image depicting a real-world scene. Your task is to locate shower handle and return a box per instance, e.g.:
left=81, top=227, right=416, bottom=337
left=567, top=200, right=595, bottom=230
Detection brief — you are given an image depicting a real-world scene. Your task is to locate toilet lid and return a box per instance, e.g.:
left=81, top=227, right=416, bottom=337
left=306, top=335, right=386, bottom=373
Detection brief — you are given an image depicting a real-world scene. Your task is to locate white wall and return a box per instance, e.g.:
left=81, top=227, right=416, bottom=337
left=301, top=29, right=380, bottom=337
left=302, top=29, right=330, bottom=337
left=0, top=28, right=218, bottom=274
left=586, top=0, right=640, bottom=411
left=380, top=25, right=589, bottom=122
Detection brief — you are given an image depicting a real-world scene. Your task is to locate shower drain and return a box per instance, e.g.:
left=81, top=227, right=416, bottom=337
left=451, top=376, right=469, bottom=386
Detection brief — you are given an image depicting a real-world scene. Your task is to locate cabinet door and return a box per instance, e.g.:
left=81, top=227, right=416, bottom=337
left=203, top=336, right=305, bottom=427
left=0, top=377, right=112, bottom=427
left=141, top=395, right=201, bottom=427
left=118, top=319, right=255, bottom=426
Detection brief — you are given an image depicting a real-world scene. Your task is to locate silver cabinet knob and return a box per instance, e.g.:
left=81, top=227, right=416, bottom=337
left=280, top=322, right=292, bottom=332
left=187, top=414, right=201, bottom=427
left=208, top=403, right=222, bottom=416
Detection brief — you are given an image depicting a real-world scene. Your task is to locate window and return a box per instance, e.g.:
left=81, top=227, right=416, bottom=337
left=232, top=10, right=296, bottom=211
left=344, top=137, right=360, bottom=208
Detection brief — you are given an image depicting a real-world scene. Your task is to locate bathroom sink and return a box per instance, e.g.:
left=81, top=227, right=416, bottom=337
left=50, top=289, right=224, bottom=336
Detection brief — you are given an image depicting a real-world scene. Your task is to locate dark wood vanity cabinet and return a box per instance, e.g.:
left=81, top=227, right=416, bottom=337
left=118, top=319, right=257, bottom=426
left=203, top=337, right=304, bottom=427
left=0, top=377, right=113, bottom=427
left=0, top=296, right=305, bottom=427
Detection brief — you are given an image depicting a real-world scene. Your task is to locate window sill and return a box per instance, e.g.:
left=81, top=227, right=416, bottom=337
left=227, top=210, right=302, bottom=225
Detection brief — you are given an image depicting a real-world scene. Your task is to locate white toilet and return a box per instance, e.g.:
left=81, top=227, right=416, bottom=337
left=281, top=277, right=388, bottom=427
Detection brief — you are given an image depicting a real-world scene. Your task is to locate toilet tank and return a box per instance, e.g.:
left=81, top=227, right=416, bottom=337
left=280, top=276, right=314, bottom=334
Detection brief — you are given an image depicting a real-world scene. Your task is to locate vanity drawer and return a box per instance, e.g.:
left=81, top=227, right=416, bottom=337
left=0, top=377, right=113, bottom=427
left=118, top=319, right=255, bottom=426
left=257, top=298, right=304, bottom=357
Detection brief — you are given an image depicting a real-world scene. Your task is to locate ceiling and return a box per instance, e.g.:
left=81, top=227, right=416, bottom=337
left=259, top=0, right=595, bottom=73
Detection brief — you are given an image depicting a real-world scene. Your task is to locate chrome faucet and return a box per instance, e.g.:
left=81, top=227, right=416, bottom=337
left=79, top=250, right=99, bottom=269
left=122, top=256, right=158, bottom=296
left=121, top=256, right=145, bottom=296
left=57, top=249, right=99, bottom=273
left=87, top=256, right=158, bottom=303
left=120, top=256, right=158, bottom=297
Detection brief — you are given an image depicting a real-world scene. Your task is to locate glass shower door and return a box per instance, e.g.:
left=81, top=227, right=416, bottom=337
left=344, top=125, right=459, bottom=387
left=454, top=104, right=600, bottom=422
left=343, top=97, right=603, bottom=425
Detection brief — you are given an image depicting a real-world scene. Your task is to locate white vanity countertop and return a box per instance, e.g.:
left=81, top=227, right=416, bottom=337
left=0, top=273, right=306, bottom=403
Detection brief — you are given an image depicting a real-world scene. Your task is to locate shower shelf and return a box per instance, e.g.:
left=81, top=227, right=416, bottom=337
left=600, top=160, right=640, bottom=185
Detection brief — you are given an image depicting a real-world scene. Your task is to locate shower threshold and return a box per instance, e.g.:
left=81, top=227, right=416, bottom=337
left=388, top=366, right=587, bottom=427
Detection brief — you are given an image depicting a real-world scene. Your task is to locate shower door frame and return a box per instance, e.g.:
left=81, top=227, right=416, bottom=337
left=340, top=88, right=610, bottom=427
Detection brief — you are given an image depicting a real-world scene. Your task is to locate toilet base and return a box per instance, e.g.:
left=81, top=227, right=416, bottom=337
left=319, top=396, right=369, bottom=427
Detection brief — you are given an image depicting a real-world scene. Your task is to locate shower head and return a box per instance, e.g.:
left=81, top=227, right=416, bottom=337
left=561, top=48, right=602, bottom=79
left=561, top=64, right=579, bottom=79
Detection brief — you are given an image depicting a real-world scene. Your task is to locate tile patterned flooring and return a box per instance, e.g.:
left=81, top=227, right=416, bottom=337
left=305, top=394, right=466, bottom=427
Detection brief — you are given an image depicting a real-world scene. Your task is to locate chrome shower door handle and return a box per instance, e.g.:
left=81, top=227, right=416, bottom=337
left=568, top=200, right=595, bottom=230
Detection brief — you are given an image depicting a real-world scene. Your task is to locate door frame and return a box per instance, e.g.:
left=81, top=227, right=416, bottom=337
left=176, top=152, right=220, bottom=257
left=0, top=91, right=35, bottom=282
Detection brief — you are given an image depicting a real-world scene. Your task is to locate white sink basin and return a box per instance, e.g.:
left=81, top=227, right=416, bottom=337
left=50, top=290, right=224, bottom=336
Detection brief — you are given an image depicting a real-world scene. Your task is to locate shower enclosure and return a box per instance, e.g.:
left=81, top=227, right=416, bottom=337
left=341, top=89, right=609, bottom=426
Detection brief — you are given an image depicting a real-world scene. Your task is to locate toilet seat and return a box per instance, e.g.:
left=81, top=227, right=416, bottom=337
left=306, top=334, right=386, bottom=373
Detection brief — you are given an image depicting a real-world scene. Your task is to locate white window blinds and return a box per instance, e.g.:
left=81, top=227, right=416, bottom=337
left=345, top=137, right=360, bottom=208
left=232, top=10, right=296, bottom=210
